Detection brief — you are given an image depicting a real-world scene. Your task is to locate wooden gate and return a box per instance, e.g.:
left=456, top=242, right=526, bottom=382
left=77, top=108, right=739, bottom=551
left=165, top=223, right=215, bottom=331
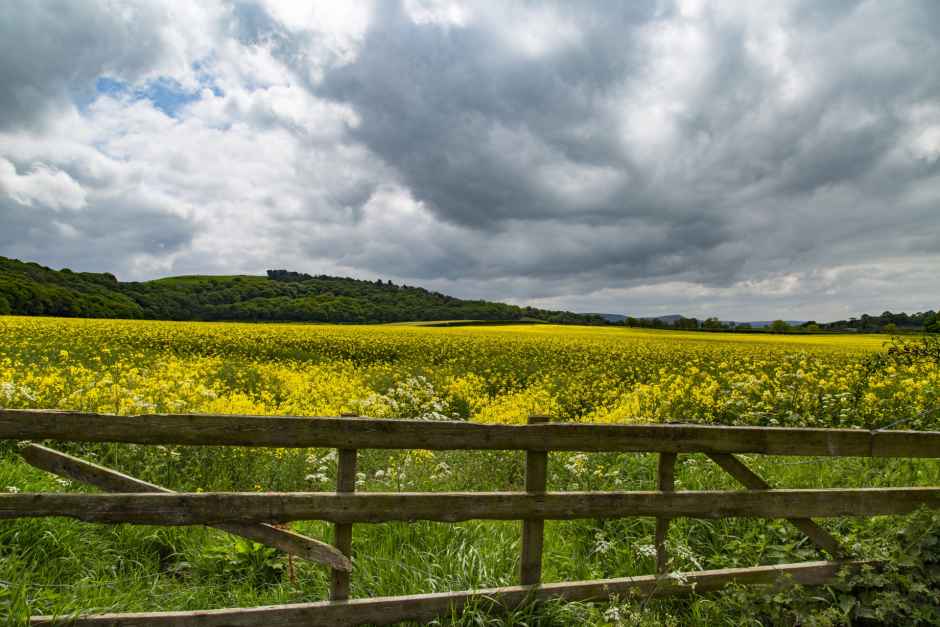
left=2, top=408, right=939, bottom=625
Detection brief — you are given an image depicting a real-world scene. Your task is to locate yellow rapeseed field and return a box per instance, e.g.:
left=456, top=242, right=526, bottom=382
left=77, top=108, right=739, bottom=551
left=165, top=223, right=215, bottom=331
left=1, top=316, right=936, bottom=430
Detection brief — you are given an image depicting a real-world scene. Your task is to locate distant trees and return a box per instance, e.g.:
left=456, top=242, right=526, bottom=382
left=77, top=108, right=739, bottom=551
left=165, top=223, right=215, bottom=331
left=266, top=269, right=313, bottom=282
left=0, top=257, right=144, bottom=319
left=769, top=320, right=790, bottom=333
left=926, top=311, right=940, bottom=333
left=6, top=254, right=936, bottom=334
left=622, top=316, right=669, bottom=329
left=823, top=310, right=935, bottom=332
left=673, top=317, right=699, bottom=330
left=702, top=317, right=723, bottom=330
left=0, top=257, right=604, bottom=326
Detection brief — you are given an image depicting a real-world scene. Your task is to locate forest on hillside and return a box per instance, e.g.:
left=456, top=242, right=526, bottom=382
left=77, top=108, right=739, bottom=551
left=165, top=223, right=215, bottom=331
left=0, top=257, right=603, bottom=325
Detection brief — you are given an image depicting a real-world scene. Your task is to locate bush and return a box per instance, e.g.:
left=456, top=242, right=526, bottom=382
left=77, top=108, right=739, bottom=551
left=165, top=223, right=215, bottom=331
left=707, top=508, right=940, bottom=626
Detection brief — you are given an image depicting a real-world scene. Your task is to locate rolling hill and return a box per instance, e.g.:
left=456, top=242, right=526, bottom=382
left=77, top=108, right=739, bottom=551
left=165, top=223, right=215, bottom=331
left=0, top=256, right=604, bottom=325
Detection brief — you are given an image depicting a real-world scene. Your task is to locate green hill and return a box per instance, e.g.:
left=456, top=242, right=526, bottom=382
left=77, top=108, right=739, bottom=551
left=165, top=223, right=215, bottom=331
left=0, top=257, right=604, bottom=325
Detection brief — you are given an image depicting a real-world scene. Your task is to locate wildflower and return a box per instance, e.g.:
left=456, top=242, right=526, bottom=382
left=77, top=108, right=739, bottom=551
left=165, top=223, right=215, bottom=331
left=636, top=543, right=657, bottom=558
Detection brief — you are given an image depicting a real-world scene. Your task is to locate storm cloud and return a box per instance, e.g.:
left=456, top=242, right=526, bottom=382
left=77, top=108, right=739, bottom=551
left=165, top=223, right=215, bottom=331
left=1, top=0, right=938, bottom=320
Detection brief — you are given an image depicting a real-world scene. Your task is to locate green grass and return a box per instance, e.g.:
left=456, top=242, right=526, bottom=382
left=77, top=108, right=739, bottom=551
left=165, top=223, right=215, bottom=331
left=2, top=444, right=937, bottom=625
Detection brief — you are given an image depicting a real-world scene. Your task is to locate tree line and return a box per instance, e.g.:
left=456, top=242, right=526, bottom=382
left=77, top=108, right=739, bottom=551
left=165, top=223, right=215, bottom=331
left=1, top=256, right=936, bottom=332
left=618, top=313, right=939, bottom=333
left=0, top=257, right=603, bottom=325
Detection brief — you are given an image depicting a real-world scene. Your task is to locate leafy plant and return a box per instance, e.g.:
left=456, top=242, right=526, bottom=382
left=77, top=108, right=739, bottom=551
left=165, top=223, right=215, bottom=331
left=200, top=538, right=286, bottom=586
left=703, top=508, right=940, bottom=626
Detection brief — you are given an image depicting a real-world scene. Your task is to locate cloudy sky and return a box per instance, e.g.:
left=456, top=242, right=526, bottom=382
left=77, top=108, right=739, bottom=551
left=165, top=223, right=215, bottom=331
left=1, top=1, right=938, bottom=321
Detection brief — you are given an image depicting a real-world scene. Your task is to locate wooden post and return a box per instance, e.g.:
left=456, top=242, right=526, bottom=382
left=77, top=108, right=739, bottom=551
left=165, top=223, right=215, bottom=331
left=520, top=415, right=550, bottom=585
left=655, top=452, right=677, bottom=574
left=331, top=413, right=360, bottom=601
left=330, top=448, right=357, bottom=600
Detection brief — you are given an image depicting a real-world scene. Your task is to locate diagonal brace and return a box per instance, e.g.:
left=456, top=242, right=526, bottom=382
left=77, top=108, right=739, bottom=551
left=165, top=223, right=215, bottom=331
left=19, top=443, right=351, bottom=571
left=706, top=452, right=845, bottom=558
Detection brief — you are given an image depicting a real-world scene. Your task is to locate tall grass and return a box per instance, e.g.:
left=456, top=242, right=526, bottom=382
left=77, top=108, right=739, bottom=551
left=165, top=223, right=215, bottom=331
left=2, top=444, right=937, bottom=624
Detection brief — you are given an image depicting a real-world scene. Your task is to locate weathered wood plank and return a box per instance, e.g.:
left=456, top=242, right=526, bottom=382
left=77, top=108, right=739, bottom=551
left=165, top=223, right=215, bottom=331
left=29, top=560, right=871, bottom=626
left=4, top=409, right=940, bottom=457
left=520, top=415, right=549, bottom=585
left=330, top=448, right=357, bottom=601
left=3, top=488, right=939, bottom=525
left=707, top=453, right=845, bottom=558
left=655, top=452, right=677, bottom=573
left=18, top=444, right=351, bottom=571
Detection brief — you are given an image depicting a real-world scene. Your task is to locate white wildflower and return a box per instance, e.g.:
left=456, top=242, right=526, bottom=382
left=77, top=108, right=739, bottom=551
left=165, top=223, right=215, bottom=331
left=636, top=543, right=657, bottom=558
left=603, top=606, right=622, bottom=623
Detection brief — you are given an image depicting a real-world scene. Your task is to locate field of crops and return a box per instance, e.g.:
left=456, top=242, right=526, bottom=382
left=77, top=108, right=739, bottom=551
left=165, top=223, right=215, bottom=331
left=1, top=317, right=939, bottom=624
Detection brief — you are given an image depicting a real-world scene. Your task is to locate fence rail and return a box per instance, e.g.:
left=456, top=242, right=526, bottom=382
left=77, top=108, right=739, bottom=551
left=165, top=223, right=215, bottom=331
left=19, top=443, right=351, bottom=570
left=29, top=561, right=869, bottom=627
left=2, top=408, right=938, bottom=626
left=3, top=488, right=939, bottom=525
left=3, top=408, right=940, bottom=456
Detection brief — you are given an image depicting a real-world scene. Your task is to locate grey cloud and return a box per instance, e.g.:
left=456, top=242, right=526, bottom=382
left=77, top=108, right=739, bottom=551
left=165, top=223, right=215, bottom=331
left=0, top=194, right=198, bottom=274
left=0, top=1, right=187, bottom=130
left=311, top=0, right=940, bottom=298
left=319, top=3, right=648, bottom=227
left=2, top=0, right=940, bottom=319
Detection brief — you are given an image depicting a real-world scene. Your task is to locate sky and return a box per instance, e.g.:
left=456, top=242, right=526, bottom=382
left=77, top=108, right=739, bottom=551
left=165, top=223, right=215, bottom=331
left=1, top=1, right=938, bottom=321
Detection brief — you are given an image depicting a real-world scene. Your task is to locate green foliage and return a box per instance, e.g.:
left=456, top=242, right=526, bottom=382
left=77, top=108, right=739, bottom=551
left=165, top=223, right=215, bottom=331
left=925, top=311, right=940, bottom=334
left=200, top=537, right=286, bottom=586
left=0, top=257, right=142, bottom=319
left=826, top=310, right=937, bottom=332
left=703, top=508, right=940, bottom=626
left=702, top=317, right=724, bottom=330
left=883, top=335, right=940, bottom=367
left=0, top=256, right=603, bottom=325
left=770, top=319, right=790, bottom=332
left=862, top=335, right=940, bottom=377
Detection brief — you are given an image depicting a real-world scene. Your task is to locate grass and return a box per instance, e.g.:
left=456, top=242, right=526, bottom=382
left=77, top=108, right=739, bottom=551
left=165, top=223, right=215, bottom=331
left=2, top=445, right=937, bottom=625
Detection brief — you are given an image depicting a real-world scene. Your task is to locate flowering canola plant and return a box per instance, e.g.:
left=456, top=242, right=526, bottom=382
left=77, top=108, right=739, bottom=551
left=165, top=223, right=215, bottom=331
left=1, top=316, right=937, bottom=431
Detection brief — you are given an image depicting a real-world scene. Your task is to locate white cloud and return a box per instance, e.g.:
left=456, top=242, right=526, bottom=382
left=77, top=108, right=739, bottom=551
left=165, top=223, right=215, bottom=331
left=404, top=0, right=470, bottom=27
left=0, top=158, right=87, bottom=211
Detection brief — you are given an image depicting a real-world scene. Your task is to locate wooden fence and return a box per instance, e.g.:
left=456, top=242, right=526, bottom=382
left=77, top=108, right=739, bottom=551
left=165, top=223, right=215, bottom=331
left=2, top=408, right=939, bottom=625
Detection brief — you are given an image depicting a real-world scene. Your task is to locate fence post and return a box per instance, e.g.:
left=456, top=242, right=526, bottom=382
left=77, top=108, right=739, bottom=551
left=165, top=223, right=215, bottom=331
left=520, top=414, right=550, bottom=585
left=655, top=452, right=677, bottom=574
left=331, top=413, right=359, bottom=601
